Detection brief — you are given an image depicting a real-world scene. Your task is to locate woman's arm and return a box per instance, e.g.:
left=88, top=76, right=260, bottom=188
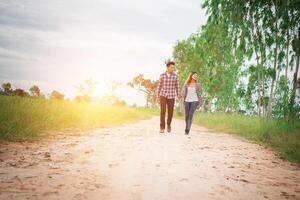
left=197, top=83, right=203, bottom=109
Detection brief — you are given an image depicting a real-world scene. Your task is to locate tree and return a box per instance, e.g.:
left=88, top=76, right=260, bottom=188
left=75, top=79, right=97, bottom=102
left=29, top=85, right=42, bottom=97
left=13, top=88, right=30, bottom=97
left=74, top=95, right=90, bottom=102
left=113, top=99, right=127, bottom=106
left=1, top=82, right=13, bottom=95
left=50, top=90, right=65, bottom=100
left=173, top=21, right=243, bottom=112
left=127, top=74, right=158, bottom=107
left=1, top=83, right=31, bottom=97
left=89, top=81, right=124, bottom=105
left=290, top=29, right=300, bottom=118
left=201, top=0, right=300, bottom=119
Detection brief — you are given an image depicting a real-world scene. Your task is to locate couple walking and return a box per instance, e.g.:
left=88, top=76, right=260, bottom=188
left=156, top=61, right=203, bottom=135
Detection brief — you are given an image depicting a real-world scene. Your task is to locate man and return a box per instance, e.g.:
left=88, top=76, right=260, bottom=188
left=156, top=61, right=181, bottom=133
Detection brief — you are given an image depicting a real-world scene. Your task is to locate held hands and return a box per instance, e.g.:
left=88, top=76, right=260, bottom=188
left=177, top=96, right=182, bottom=103
left=156, top=95, right=183, bottom=103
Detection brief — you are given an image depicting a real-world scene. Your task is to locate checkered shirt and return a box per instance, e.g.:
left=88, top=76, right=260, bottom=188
left=156, top=72, right=180, bottom=99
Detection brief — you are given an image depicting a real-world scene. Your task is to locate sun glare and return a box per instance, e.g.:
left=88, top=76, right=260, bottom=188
left=93, top=83, right=107, bottom=97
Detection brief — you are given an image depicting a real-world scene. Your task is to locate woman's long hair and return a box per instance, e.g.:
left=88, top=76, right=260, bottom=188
left=185, top=72, right=197, bottom=85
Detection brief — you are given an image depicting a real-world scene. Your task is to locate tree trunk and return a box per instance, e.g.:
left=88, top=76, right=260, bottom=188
left=251, top=16, right=261, bottom=117
left=285, top=0, right=290, bottom=79
left=256, top=57, right=262, bottom=117
left=200, top=99, right=206, bottom=112
left=262, top=77, right=266, bottom=117
left=274, top=68, right=281, bottom=101
left=208, top=99, right=213, bottom=112
left=284, top=28, right=290, bottom=118
left=289, top=29, right=300, bottom=117
left=260, top=41, right=266, bottom=118
left=146, top=96, right=149, bottom=107
left=285, top=28, right=290, bottom=79
left=267, top=13, right=278, bottom=118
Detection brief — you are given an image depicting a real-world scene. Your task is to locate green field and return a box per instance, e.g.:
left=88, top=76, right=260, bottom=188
left=184, top=112, right=300, bottom=163
left=0, top=95, right=157, bottom=141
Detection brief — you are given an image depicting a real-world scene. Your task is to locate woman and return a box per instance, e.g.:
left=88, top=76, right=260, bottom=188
left=181, top=72, right=202, bottom=135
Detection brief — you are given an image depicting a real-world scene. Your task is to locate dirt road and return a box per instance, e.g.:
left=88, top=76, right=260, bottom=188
left=0, top=117, right=299, bottom=200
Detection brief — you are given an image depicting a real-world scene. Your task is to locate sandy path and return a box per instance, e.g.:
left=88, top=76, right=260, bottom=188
left=0, top=117, right=299, bottom=200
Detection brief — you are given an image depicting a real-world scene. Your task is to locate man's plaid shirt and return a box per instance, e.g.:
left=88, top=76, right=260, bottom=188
left=156, top=72, right=180, bottom=99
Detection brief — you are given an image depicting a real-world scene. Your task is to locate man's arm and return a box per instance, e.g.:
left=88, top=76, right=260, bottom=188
left=156, top=74, right=163, bottom=99
left=175, top=76, right=180, bottom=98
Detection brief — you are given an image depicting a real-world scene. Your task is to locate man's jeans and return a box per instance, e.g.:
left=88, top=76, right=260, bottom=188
left=160, top=96, right=175, bottom=130
left=184, top=101, right=199, bottom=133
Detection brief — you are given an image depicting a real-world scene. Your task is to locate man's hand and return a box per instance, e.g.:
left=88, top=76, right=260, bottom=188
left=156, top=96, right=160, bottom=103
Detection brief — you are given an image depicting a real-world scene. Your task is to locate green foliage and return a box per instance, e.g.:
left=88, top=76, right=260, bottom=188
left=273, top=76, right=290, bottom=118
left=173, top=0, right=300, bottom=119
left=173, top=21, right=243, bottom=112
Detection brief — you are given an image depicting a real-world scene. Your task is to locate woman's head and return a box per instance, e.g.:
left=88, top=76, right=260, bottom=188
left=185, top=72, right=198, bottom=85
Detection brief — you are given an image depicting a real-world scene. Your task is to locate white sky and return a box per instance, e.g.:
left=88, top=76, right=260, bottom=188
left=0, top=0, right=207, bottom=105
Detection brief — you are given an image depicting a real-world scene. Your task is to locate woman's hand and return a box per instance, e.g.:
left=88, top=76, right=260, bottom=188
left=197, top=101, right=201, bottom=110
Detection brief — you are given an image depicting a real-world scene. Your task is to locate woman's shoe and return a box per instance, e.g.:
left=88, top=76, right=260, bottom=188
left=185, top=129, right=189, bottom=135
left=160, top=129, right=165, bottom=133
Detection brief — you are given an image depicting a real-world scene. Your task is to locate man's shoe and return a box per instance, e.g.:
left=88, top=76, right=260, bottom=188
left=160, top=129, right=165, bottom=133
left=167, top=126, right=171, bottom=133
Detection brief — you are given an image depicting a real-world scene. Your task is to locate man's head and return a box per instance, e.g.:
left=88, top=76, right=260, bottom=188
left=166, top=61, right=175, bottom=73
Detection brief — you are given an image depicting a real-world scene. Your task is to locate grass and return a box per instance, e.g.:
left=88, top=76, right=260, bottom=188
left=0, top=95, right=157, bottom=141
left=177, top=111, right=300, bottom=163
left=2, top=94, right=299, bottom=163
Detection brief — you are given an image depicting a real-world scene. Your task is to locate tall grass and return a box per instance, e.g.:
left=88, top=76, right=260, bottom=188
left=0, top=95, right=156, bottom=141
left=190, top=112, right=300, bottom=163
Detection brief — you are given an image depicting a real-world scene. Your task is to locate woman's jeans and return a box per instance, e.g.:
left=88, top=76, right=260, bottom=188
left=184, top=101, right=199, bottom=134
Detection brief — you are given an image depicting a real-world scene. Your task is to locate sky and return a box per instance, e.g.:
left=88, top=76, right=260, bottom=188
left=0, top=0, right=207, bottom=105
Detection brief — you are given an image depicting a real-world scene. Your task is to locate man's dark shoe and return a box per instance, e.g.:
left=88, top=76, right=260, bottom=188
left=167, top=126, right=171, bottom=133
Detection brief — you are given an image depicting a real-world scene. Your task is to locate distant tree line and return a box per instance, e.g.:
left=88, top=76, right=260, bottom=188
left=0, top=82, right=64, bottom=100
left=0, top=80, right=127, bottom=106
